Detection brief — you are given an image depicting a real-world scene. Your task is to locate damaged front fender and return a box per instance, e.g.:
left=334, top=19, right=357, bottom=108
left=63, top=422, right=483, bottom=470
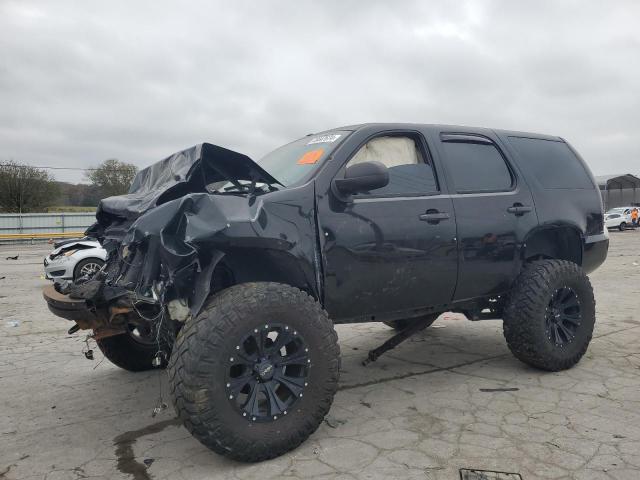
left=48, top=143, right=321, bottom=333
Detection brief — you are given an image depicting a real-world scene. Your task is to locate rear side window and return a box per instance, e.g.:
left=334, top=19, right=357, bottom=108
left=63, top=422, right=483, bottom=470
left=440, top=138, right=513, bottom=193
left=507, top=136, right=593, bottom=189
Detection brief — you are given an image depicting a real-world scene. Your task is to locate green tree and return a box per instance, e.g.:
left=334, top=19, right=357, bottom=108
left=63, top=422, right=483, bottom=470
left=0, top=161, right=60, bottom=213
left=85, top=159, right=138, bottom=198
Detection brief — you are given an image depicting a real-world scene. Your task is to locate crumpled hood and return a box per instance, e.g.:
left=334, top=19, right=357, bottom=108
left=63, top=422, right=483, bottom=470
left=51, top=240, right=101, bottom=256
left=81, top=143, right=318, bottom=319
left=97, top=143, right=280, bottom=220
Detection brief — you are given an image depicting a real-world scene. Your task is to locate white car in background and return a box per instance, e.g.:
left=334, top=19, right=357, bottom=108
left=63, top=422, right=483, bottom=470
left=44, top=238, right=107, bottom=282
left=605, top=207, right=633, bottom=231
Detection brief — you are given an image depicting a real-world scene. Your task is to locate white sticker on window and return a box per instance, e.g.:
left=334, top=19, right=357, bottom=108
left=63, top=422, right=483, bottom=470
left=307, top=134, right=342, bottom=145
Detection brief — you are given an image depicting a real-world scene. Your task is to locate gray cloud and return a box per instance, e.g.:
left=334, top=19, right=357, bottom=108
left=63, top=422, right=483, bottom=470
left=1, top=0, right=639, bottom=183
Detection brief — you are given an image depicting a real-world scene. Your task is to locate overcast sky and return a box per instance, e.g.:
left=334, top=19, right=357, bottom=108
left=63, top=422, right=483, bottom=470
left=1, top=0, right=638, bottom=183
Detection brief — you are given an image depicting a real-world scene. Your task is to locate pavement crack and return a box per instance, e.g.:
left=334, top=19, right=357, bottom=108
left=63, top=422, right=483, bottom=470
left=339, top=354, right=508, bottom=391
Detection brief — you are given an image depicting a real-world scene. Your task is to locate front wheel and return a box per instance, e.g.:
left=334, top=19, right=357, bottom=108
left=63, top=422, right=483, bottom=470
left=619, top=222, right=626, bottom=231
left=168, top=283, right=340, bottom=462
left=96, top=322, right=173, bottom=372
left=503, top=260, right=595, bottom=371
left=73, top=257, right=104, bottom=282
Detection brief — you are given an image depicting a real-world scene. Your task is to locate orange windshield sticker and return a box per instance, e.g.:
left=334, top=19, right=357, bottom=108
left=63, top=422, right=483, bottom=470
left=297, top=148, right=324, bottom=165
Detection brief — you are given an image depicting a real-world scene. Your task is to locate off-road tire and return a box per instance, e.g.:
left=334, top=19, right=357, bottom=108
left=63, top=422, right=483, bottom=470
left=503, top=260, right=595, bottom=371
left=384, top=313, right=439, bottom=331
left=96, top=323, right=174, bottom=372
left=168, top=282, right=340, bottom=462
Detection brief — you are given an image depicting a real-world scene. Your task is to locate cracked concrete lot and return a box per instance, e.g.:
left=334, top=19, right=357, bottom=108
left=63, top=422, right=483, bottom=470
left=1, top=232, right=639, bottom=480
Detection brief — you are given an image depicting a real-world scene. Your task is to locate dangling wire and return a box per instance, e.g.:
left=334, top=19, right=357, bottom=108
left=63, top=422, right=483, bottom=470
left=151, top=285, right=169, bottom=417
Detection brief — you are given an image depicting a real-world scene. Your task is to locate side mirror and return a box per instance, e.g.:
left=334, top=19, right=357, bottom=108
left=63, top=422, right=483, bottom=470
left=332, top=161, right=389, bottom=199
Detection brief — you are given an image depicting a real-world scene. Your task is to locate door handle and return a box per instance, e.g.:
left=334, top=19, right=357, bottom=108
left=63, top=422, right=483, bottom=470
left=507, top=204, right=533, bottom=216
left=419, top=210, right=450, bottom=223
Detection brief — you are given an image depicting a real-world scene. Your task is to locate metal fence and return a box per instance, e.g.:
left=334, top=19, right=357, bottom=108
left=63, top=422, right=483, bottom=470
left=0, top=212, right=96, bottom=236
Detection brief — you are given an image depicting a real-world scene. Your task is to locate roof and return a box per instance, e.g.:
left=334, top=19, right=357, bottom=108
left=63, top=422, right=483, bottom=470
left=595, top=174, right=640, bottom=189
left=318, top=123, right=562, bottom=141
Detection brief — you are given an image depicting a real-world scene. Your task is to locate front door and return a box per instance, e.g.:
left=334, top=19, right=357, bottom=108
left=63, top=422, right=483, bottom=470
left=318, top=133, right=458, bottom=321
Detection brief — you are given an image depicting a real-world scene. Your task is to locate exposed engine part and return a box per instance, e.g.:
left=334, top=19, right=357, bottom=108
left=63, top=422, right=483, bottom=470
left=167, top=299, right=190, bottom=322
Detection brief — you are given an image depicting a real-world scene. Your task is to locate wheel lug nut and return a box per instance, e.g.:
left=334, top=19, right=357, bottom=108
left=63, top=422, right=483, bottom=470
left=299, top=393, right=303, bottom=397
left=273, top=416, right=277, bottom=420
left=229, top=395, right=233, bottom=399
left=252, top=417, right=256, bottom=421
left=243, top=412, right=247, bottom=417
left=226, top=383, right=230, bottom=388
left=229, top=357, right=234, bottom=362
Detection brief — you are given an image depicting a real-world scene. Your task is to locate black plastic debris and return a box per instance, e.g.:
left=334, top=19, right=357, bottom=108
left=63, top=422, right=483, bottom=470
left=479, top=388, right=520, bottom=392
left=459, top=469, right=522, bottom=479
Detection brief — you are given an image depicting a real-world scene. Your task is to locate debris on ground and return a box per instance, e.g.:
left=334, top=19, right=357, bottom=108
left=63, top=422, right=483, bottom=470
left=460, top=469, right=522, bottom=479
left=323, top=417, right=347, bottom=428
left=5, top=255, right=19, bottom=260
left=143, top=458, right=155, bottom=467
left=6, top=320, right=20, bottom=327
left=479, top=387, right=519, bottom=392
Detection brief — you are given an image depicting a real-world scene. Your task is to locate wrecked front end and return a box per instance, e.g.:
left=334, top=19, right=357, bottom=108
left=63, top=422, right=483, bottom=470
left=43, top=142, right=320, bottom=355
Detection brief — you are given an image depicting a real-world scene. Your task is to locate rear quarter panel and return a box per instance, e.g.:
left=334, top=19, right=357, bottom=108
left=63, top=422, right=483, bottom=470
left=494, top=131, right=607, bottom=272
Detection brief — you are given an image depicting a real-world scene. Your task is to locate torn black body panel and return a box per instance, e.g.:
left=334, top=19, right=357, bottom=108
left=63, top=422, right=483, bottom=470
left=97, top=142, right=279, bottom=220
left=56, top=143, right=319, bottom=331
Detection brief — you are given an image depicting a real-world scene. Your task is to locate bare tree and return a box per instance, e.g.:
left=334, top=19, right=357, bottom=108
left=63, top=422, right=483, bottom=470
left=0, top=161, right=60, bottom=213
left=85, top=159, right=138, bottom=198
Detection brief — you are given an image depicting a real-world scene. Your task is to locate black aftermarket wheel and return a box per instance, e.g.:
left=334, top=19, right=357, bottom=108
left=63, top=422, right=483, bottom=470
left=168, top=282, right=340, bottom=462
left=503, top=259, right=595, bottom=371
left=227, top=323, right=310, bottom=422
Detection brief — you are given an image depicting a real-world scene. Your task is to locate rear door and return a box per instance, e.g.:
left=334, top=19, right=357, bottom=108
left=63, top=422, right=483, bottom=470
left=430, top=131, right=538, bottom=301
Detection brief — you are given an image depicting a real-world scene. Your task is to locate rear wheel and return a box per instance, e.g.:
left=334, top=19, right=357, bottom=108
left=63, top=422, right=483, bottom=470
left=168, top=282, right=340, bottom=462
left=384, top=313, right=439, bottom=331
left=503, top=260, right=595, bottom=371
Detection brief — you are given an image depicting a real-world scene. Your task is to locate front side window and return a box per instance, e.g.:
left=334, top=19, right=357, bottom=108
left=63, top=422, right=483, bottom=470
left=346, top=135, right=438, bottom=196
left=440, top=138, right=513, bottom=193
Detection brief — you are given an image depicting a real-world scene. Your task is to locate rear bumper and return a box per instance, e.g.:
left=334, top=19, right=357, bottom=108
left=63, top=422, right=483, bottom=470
left=583, top=232, right=609, bottom=274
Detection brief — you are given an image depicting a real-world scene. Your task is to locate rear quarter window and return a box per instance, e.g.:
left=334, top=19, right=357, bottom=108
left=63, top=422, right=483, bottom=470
left=507, top=136, right=593, bottom=189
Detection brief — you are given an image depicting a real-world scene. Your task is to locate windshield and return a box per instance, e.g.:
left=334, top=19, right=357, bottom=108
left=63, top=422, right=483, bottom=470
left=255, top=130, right=351, bottom=187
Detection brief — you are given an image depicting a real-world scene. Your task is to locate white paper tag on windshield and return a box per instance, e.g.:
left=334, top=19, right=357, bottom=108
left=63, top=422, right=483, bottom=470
left=307, top=134, right=342, bottom=145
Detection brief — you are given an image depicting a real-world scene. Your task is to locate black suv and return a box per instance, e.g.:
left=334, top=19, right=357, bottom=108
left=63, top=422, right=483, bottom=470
left=44, top=123, right=608, bottom=462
